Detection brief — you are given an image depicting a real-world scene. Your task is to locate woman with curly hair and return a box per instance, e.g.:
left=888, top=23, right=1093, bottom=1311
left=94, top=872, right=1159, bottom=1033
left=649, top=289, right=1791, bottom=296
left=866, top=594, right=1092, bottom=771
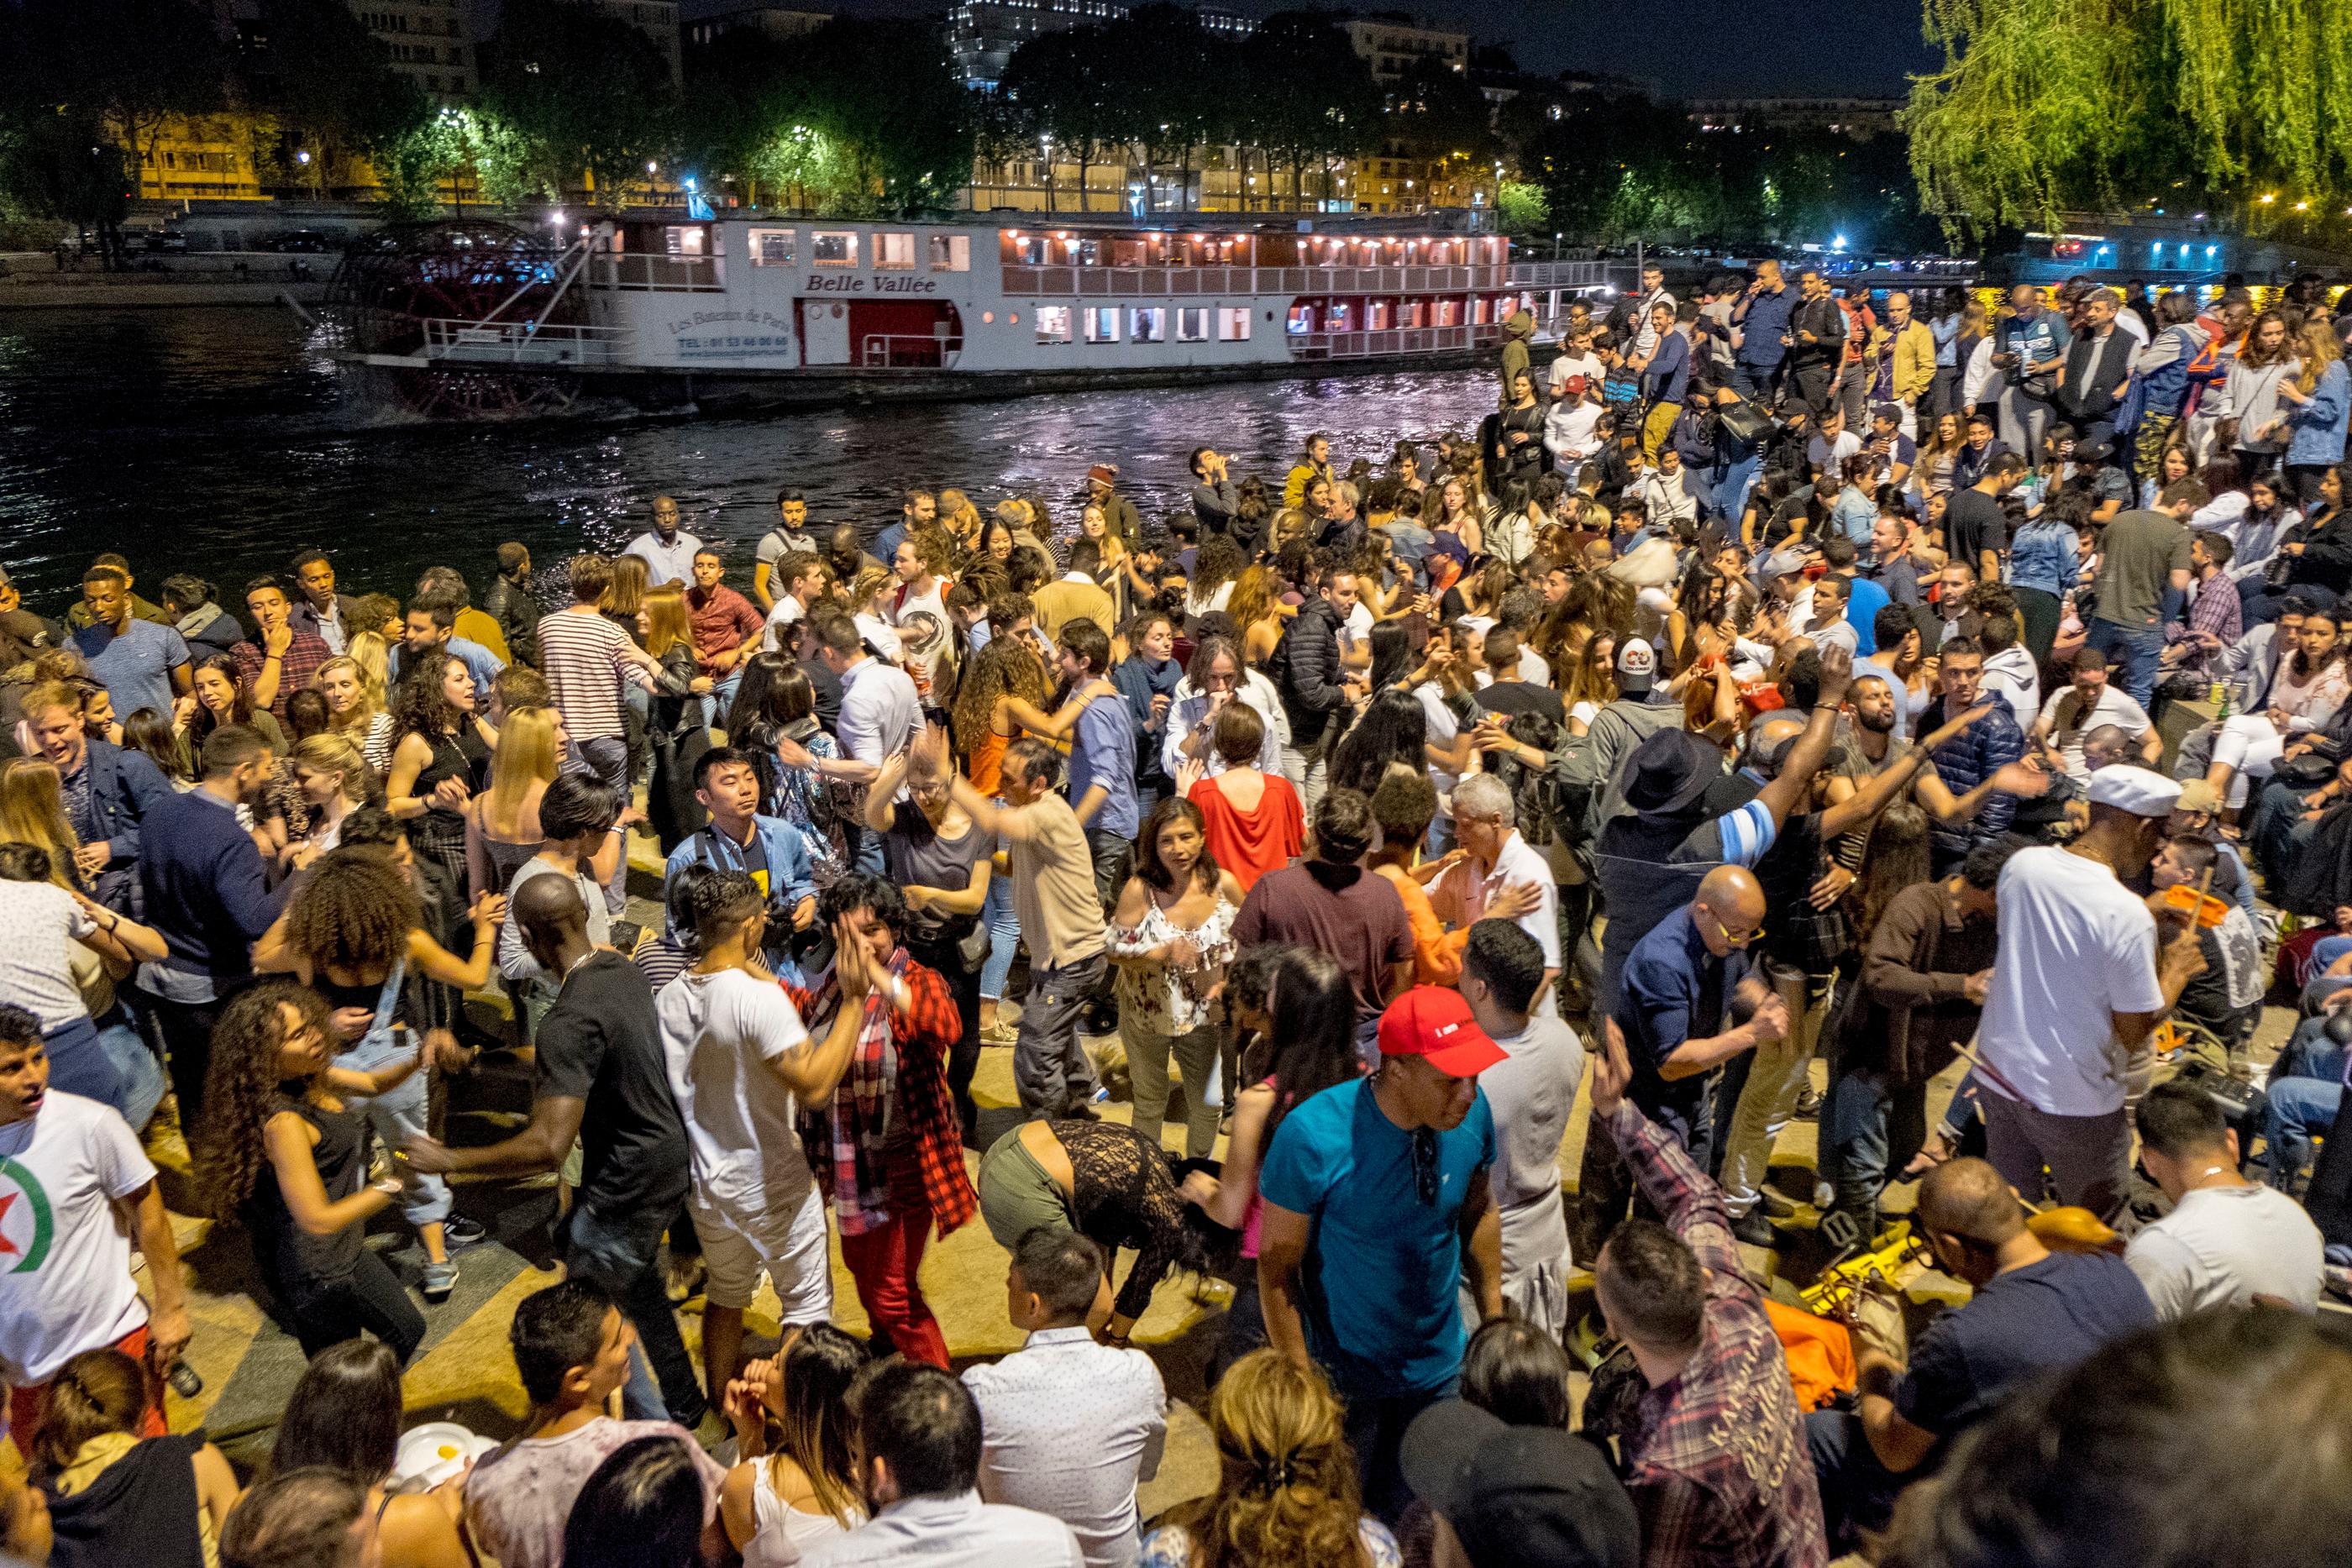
left=314, top=653, right=395, bottom=774
left=385, top=653, right=494, bottom=917
left=197, top=982, right=428, bottom=1359
left=1137, top=1349, right=1398, bottom=1568
left=254, top=848, right=502, bottom=1303
left=949, top=631, right=1052, bottom=798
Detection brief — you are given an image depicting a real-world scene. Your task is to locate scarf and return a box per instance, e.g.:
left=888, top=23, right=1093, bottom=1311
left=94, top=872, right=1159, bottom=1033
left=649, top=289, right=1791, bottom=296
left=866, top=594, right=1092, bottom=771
left=804, top=948, right=907, bottom=1237
left=176, top=603, right=224, bottom=642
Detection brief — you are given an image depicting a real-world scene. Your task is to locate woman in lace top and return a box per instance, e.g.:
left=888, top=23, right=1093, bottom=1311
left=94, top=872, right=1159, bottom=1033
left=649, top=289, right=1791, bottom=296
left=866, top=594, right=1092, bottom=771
left=1109, top=796, right=1242, bottom=1158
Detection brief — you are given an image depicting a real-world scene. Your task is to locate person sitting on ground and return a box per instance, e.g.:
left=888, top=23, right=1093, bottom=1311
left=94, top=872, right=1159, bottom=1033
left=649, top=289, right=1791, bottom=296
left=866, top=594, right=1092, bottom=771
left=562, top=1435, right=714, bottom=1568
left=719, top=1323, right=869, bottom=1564
left=1805, top=1156, right=2155, bottom=1549
left=1882, top=1310, right=2352, bottom=1568
left=462, top=1282, right=727, bottom=1568
left=2124, top=1078, right=2323, bottom=1315
left=797, top=1360, right=1084, bottom=1566
left=219, top=1469, right=372, bottom=1568
left=963, top=1228, right=1168, bottom=1568
left=269, top=1339, right=473, bottom=1568
left=27, top=1345, right=239, bottom=1568
left=1399, top=1382, right=1641, bottom=1568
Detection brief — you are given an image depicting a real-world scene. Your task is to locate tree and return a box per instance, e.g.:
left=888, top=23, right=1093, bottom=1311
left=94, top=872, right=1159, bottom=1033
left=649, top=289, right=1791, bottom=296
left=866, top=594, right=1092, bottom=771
left=999, top=26, right=1118, bottom=212
left=3, top=0, right=227, bottom=201
left=245, top=0, right=432, bottom=200
left=1236, top=12, right=1378, bottom=207
left=1906, top=0, right=2352, bottom=236
left=480, top=0, right=677, bottom=202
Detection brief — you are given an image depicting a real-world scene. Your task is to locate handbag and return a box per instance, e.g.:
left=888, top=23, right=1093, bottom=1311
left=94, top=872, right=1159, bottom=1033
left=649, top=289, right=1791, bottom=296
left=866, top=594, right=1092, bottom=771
left=1718, top=396, right=1773, bottom=446
left=2112, top=371, right=2150, bottom=438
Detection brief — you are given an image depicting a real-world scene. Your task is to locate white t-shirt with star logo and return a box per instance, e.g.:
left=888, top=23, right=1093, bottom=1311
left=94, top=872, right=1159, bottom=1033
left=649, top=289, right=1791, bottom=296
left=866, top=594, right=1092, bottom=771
left=0, top=1089, right=155, bottom=1385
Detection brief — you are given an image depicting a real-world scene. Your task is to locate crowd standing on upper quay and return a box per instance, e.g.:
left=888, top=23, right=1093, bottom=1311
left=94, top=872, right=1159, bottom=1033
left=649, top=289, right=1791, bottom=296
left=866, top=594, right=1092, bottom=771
left=3, top=263, right=2352, bottom=1568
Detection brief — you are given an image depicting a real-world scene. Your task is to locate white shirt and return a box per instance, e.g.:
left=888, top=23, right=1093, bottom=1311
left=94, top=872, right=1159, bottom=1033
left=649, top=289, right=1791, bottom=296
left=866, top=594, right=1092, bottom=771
left=799, top=1490, right=1084, bottom=1568
left=2125, top=1182, right=2323, bottom=1317
left=853, top=612, right=905, bottom=663
left=1435, top=830, right=1562, bottom=1018
left=0, top=879, right=97, bottom=1030
left=1471, top=649, right=1551, bottom=689
left=764, top=593, right=808, bottom=643
left=621, top=530, right=705, bottom=586
left=2038, top=685, right=2153, bottom=782
left=1545, top=399, right=1606, bottom=464
left=962, top=1327, right=1166, bottom=1568
left=1547, top=349, right=1606, bottom=403
left=1981, top=643, right=2041, bottom=733
left=655, top=968, right=817, bottom=1227
left=836, top=655, right=921, bottom=766
left=0, top=1090, right=155, bottom=1384
left=1163, top=684, right=1284, bottom=779
left=1978, top=847, right=2165, bottom=1115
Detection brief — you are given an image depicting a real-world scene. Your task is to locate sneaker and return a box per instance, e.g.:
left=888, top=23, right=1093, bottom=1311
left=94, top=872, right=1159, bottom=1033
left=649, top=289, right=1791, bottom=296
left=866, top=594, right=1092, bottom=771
left=979, top=1020, right=1019, bottom=1047
left=1790, top=1085, right=1823, bottom=1120
left=666, top=1254, right=707, bottom=1304
left=1729, top=1210, right=1780, bottom=1249
left=443, top=1216, right=487, bottom=1251
left=421, top=1261, right=460, bottom=1303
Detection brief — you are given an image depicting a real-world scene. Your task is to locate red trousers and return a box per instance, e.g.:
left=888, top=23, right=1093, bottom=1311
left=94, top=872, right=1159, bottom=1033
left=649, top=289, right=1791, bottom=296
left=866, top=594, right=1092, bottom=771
left=8, top=1325, right=165, bottom=1455
left=837, top=1163, right=949, bottom=1368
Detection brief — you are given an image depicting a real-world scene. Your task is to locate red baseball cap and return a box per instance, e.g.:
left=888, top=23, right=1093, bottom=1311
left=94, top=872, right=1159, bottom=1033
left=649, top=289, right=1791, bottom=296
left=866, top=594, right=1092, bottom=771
left=1378, top=986, right=1506, bottom=1078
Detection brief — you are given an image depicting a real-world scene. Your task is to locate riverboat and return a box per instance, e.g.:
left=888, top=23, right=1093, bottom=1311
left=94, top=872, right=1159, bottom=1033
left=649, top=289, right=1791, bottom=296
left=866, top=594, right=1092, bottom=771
left=331, top=214, right=1620, bottom=414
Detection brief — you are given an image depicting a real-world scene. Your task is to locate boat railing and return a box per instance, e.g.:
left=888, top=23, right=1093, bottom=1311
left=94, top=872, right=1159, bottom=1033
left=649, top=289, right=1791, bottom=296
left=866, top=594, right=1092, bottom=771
left=1288, top=323, right=1498, bottom=361
left=588, top=254, right=726, bottom=292
left=1506, top=259, right=1625, bottom=289
left=1000, top=264, right=1510, bottom=296
left=859, top=333, right=963, bottom=370
left=422, top=318, right=635, bottom=367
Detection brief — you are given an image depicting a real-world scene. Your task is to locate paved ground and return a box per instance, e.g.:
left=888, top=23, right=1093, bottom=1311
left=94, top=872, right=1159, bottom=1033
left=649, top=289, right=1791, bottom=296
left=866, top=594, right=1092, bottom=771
left=13, top=825, right=2311, bottom=1529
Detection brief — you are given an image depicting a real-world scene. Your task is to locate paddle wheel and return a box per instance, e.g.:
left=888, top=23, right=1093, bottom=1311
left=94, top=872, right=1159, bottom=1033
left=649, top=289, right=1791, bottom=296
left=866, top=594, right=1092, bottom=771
left=324, top=220, right=583, bottom=417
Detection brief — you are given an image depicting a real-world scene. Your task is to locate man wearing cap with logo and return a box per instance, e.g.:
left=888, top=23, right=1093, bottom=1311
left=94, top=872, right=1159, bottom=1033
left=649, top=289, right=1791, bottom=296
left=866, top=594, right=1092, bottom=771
left=1402, top=1397, right=1640, bottom=1568
left=1256, top=985, right=1504, bottom=1524
left=1572, top=637, right=1684, bottom=836
left=1975, top=765, right=2208, bottom=1222
left=1579, top=1009, right=1828, bottom=1567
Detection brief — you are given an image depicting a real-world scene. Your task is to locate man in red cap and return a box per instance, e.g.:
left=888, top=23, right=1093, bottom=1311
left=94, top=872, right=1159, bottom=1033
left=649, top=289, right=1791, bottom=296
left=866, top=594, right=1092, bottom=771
left=1256, top=984, right=1506, bottom=1525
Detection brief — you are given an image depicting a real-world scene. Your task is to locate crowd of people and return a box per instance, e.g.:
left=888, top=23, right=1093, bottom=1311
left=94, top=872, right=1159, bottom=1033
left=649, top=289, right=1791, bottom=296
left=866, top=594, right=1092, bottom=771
left=1, top=261, right=2351, bottom=1568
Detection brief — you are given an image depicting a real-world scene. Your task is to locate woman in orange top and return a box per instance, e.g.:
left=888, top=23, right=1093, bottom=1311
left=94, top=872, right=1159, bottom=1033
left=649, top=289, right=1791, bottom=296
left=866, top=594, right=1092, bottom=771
left=1365, top=771, right=1537, bottom=986
left=1177, top=703, right=1302, bottom=893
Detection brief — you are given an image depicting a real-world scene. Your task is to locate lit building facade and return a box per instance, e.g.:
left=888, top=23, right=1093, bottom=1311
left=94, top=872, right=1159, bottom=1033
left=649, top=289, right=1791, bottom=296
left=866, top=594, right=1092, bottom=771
left=1343, top=16, right=1468, bottom=83
left=685, top=3, right=832, bottom=47
left=949, top=0, right=1127, bottom=91
left=1688, top=96, right=1904, bottom=139
left=964, top=144, right=1484, bottom=215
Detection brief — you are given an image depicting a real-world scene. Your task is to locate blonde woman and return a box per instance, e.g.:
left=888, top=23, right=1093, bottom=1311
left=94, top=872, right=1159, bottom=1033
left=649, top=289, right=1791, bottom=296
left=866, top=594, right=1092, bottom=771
left=1557, top=632, right=1619, bottom=736
left=287, top=733, right=380, bottom=870
left=465, top=704, right=561, bottom=898
left=2277, top=316, right=2349, bottom=510
left=638, top=585, right=716, bottom=852
left=0, top=758, right=84, bottom=889
left=315, top=654, right=395, bottom=774
left=1229, top=565, right=1287, bottom=669
left=846, top=565, right=906, bottom=662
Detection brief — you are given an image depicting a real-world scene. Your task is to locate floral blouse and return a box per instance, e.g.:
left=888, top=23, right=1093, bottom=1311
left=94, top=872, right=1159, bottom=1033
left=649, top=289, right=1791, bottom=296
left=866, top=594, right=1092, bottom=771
left=1107, top=893, right=1237, bottom=1035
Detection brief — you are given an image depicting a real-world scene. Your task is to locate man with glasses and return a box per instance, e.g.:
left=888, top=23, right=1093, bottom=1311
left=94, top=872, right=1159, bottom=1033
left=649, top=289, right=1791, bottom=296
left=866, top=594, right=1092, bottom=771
left=1576, top=864, right=1788, bottom=1261
left=1257, top=983, right=1506, bottom=1524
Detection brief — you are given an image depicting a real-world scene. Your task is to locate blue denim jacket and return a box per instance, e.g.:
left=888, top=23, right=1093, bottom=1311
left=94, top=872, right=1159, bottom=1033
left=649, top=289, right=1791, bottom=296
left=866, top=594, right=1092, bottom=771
left=2287, top=360, right=2350, bottom=468
left=2007, top=522, right=2080, bottom=595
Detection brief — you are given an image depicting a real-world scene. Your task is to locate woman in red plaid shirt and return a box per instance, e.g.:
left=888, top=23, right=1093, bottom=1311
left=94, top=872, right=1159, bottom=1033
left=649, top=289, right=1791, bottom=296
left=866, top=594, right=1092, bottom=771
left=788, top=871, right=977, bottom=1369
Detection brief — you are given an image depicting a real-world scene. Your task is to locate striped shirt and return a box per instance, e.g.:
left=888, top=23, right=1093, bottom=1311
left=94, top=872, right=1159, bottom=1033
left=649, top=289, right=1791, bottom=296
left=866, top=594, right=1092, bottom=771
left=538, top=609, right=639, bottom=742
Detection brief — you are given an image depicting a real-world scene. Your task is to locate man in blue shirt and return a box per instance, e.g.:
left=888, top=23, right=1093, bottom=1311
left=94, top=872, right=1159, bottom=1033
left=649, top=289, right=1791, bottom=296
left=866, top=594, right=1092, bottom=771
left=1057, top=619, right=1137, bottom=905
left=391, top=593, right=505, bottom=699
left=1258, top=984, right=1504, bottom=1523
left=1730, top=259, right=1798, bottom=402
left=71, top=564, right=192, bottom=721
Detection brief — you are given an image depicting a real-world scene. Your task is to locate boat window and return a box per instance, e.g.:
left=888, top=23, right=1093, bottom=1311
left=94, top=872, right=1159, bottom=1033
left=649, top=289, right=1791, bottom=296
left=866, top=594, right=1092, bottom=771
left=1129, top=307, right=1165, bottom=343
left=1035, top=306, right=1074, bottom=343
left=1084, top=306, right=1121, bottom=343
left=1217, top=307, right=1251, bottom=342
left=930, top=234, right=971, bottom=271
left=874, top=233, right=916, bottom=270
left=812, top=231, right=858, bottom=267
left=1177, top=307, right=1209, bottom=343
left=1286, top=303, right=1317, bottom=335
left=664, top=226, right=706, bottom=257
left=748, top=229, right=795, bottom=266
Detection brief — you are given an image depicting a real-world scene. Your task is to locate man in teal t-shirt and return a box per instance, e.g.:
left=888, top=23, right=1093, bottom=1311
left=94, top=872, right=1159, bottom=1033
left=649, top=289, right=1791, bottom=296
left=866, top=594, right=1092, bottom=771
left=1257, top=984, right=1505, bottom=1523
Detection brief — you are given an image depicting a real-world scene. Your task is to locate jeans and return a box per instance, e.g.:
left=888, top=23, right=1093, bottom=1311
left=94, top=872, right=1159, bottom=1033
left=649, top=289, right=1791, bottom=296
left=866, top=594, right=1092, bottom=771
left=566, top=1202, right=706, bottom=1426
left=1123, top=1015, right=1221, bottom=1157
left=2265, top=1035, right=2348, bottom=1193
left=1806, top=1408, right=1902, bottom=1550
left=906, top=933, right=982, bottom=1141
left=1014, top=952, right=1105, bottom=1117
left=139, top=985, right=234, bottom=1135
left=2086, top=618, right=2165, bottom=710
left=286, top=1249, right=428, bottom=1364
left=569, top=735, right=632, bottom=915
left=979, top=876, right=1021, bottom=1005
left=1084, top=827, right=1134, bottom=911
left=1280, top=736, right=1329, bottom=815
left=337, top=1031, right=452, bottom=1228
left=43, top=1013, right=165, bottom=1135
left=1341, top=1383, right=1449, bottom=1527
left=1817, top=1062, right=1928, bottom=1227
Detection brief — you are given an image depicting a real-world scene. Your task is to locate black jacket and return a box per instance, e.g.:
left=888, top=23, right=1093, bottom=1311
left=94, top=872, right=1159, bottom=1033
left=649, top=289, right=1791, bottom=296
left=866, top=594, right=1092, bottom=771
left=1788, top=295, right=1846, bottom=368
left=483, top=574, right=542, bottom=668
left=2056, top=325, right=2133, bottom=423
left=1271, top=597, right=1349, bottom=746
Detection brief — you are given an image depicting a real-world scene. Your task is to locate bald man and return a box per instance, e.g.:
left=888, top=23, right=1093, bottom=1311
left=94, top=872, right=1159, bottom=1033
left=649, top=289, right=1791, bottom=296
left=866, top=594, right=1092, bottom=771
left=402, top=870, right=711, bottom=1435
left=622, top=492, right=704, bottom=586
left=1805, top=1156, right=2152, bottom=1547
left=1576, top=865, right=1789, bottom=1258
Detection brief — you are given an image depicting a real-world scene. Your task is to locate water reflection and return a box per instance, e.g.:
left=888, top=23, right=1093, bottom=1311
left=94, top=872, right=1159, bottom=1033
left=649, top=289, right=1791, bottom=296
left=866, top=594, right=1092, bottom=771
left=0, top=307, right=1509, bottom=604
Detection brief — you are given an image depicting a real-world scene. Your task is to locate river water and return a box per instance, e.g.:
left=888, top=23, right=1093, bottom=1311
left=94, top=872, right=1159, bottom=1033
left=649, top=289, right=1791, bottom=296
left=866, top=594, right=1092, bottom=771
left=0, top=306, right=1510, bottom=608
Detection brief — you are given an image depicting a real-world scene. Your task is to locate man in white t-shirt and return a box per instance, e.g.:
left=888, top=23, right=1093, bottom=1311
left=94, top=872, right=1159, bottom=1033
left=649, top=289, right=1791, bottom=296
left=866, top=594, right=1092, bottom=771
left=1975, top=767, right=2207, bottom=1222
left=1458, top=921, right=1583, bottom=1334
left=889, top=534, right=956, bottom=704
left=762, top=549, right=827, bottom=644
left=0, top=1008, right=191, bottom=1442
left=655, top=873, right=859, bottom=1403
left=1548, top=326, right=1607, bottom=404
left=2033, top=646, right=2162, bottom=784
left=2126, top=1080, right=2323, bottom=1316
